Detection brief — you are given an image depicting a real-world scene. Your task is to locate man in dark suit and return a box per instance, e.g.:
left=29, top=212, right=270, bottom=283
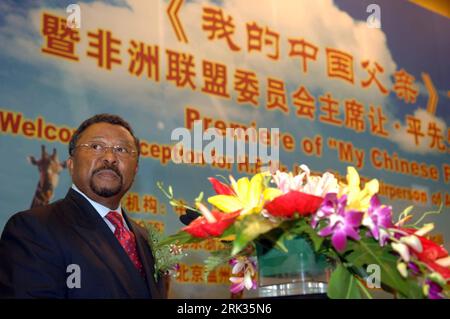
left=0, top=114, right=165, bottom=298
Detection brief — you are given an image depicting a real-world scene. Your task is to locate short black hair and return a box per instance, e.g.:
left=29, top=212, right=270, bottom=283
left=69, top=114, right=140, bottom=157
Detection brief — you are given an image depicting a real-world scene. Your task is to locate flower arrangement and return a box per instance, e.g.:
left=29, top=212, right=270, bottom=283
left=156, top=165, right=449, bottom=299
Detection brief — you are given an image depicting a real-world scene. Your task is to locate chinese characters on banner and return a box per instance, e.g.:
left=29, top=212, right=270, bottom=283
left=40, top=9, right=447, bottom=156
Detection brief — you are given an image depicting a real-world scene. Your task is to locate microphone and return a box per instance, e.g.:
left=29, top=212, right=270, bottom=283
left=179, top=208, right=201, bottom=225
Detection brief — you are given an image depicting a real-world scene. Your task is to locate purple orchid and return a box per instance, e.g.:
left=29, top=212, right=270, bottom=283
left=311, top=192, right=340, bottom=228
left=229, top=256, right=257, bottom=294
left=313, top=193, right=363, bottom=252
left=363, top=195, right=393, bottom=246
left=425, top=279, right=444, bottom=299
left=408, top=262, right=421, bottom=276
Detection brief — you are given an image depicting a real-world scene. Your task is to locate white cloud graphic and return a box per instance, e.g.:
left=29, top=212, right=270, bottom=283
left=0, top=0, right=447, bottom=154
left=390, top=108, right=448, bottom=155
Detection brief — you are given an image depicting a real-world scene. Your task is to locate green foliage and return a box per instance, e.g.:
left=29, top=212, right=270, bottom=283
left=328, top=264, right=362, bottom=299
left=290, top=218, right=325, bottom=252
left=344, top=237, right=423, bottom=299
left=157, top=229, right=203, bottom=248
left=204, top=247, right=233, bottom=281
left=231, top=214, right=281, bottom=256
left=155, top=178, right=448, bottom=299
left=147, top=224, right=186, bottom=282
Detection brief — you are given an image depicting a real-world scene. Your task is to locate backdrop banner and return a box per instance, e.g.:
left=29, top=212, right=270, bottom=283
left=0, top=0, right=449, bottom=298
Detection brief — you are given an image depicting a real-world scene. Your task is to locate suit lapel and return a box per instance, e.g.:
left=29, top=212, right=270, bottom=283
left=124, top=213, right=161, bottom=299
left=64, top=189, right=149, bottom=298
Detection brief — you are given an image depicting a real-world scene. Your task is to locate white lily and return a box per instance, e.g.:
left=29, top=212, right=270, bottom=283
left=272, top=164, right=339, bottom=197
left=414, top=223, right=434, bottom=237
left=392, top=242, right=410, bottom=262
left=196, top=202, right=217, bottom=223
left=272, top=170, right=305, bottom=194
left=391, top=234, right=423, bottom=263
left=400, top=235, right=423, bottom=253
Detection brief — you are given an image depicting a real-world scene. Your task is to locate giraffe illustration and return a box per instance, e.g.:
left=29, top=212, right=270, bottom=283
left=28, top=145, right=67, bottom=208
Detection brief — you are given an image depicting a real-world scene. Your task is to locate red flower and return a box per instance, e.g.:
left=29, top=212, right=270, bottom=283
left=264, top=191, right=324, bottom=218
left=424, top=260, right=450, bottom=280
left=402, top=228, right=450, bottom=280
left=182, top=210, right=240, bottom=238
left=209, top=177, right=235, bottom=195
left=416, top=237, right=448, bottom=260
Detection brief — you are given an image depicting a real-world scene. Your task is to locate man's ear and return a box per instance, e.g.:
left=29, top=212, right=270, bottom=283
left=66, top=157, right=74, bottom=177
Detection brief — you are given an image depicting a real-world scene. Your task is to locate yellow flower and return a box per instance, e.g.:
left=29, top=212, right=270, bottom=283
left=208, top=172, right=281, bottom=218
left=339, top=166, right=379, bottom=211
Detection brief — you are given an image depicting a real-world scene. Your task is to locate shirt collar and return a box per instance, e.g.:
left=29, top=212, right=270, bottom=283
left=71, top=184, right=122, bottom=218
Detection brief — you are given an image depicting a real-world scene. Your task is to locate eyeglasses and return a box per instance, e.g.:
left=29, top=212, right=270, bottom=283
left=75, top=142, right=138, bottom=158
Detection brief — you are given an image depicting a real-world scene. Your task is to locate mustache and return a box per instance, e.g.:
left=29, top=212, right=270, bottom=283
left=92, top=165, right=122, bottom=179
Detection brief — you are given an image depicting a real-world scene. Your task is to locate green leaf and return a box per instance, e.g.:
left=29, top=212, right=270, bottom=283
left=146, top=225, right=186, bottom=282
left=204, top=248, right=233, bottom=281
left=195, top=192, right=204, bottom=203
left=398, top=205, right=413, bottom=221
left=345, top=238, right=422, bottom=298
left=327, top=264, right=361, bottom=299
left=156, top=230, right=202, bottom=248
left=290, top=219, right=324, bottom=252
left=231, top=214, right=280, bottom=255
left=255, top=228, right=288, bottom=253
left=218, top=224, right=236, bottom=240
left=272, top=234, right=288, bottom=252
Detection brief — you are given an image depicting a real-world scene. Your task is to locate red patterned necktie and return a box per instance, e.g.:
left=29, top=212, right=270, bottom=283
left=106, top=211, right=145, bottom=277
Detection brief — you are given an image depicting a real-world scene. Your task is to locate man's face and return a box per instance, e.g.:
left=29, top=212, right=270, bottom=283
left=67, top=122, right=139, bottom=203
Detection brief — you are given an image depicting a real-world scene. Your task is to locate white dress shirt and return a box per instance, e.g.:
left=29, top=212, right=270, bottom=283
left=71, top=184, right=130, bottom=232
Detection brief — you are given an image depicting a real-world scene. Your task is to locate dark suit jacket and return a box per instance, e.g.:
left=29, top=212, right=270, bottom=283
left=0, top=188, right=165, bottom=299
